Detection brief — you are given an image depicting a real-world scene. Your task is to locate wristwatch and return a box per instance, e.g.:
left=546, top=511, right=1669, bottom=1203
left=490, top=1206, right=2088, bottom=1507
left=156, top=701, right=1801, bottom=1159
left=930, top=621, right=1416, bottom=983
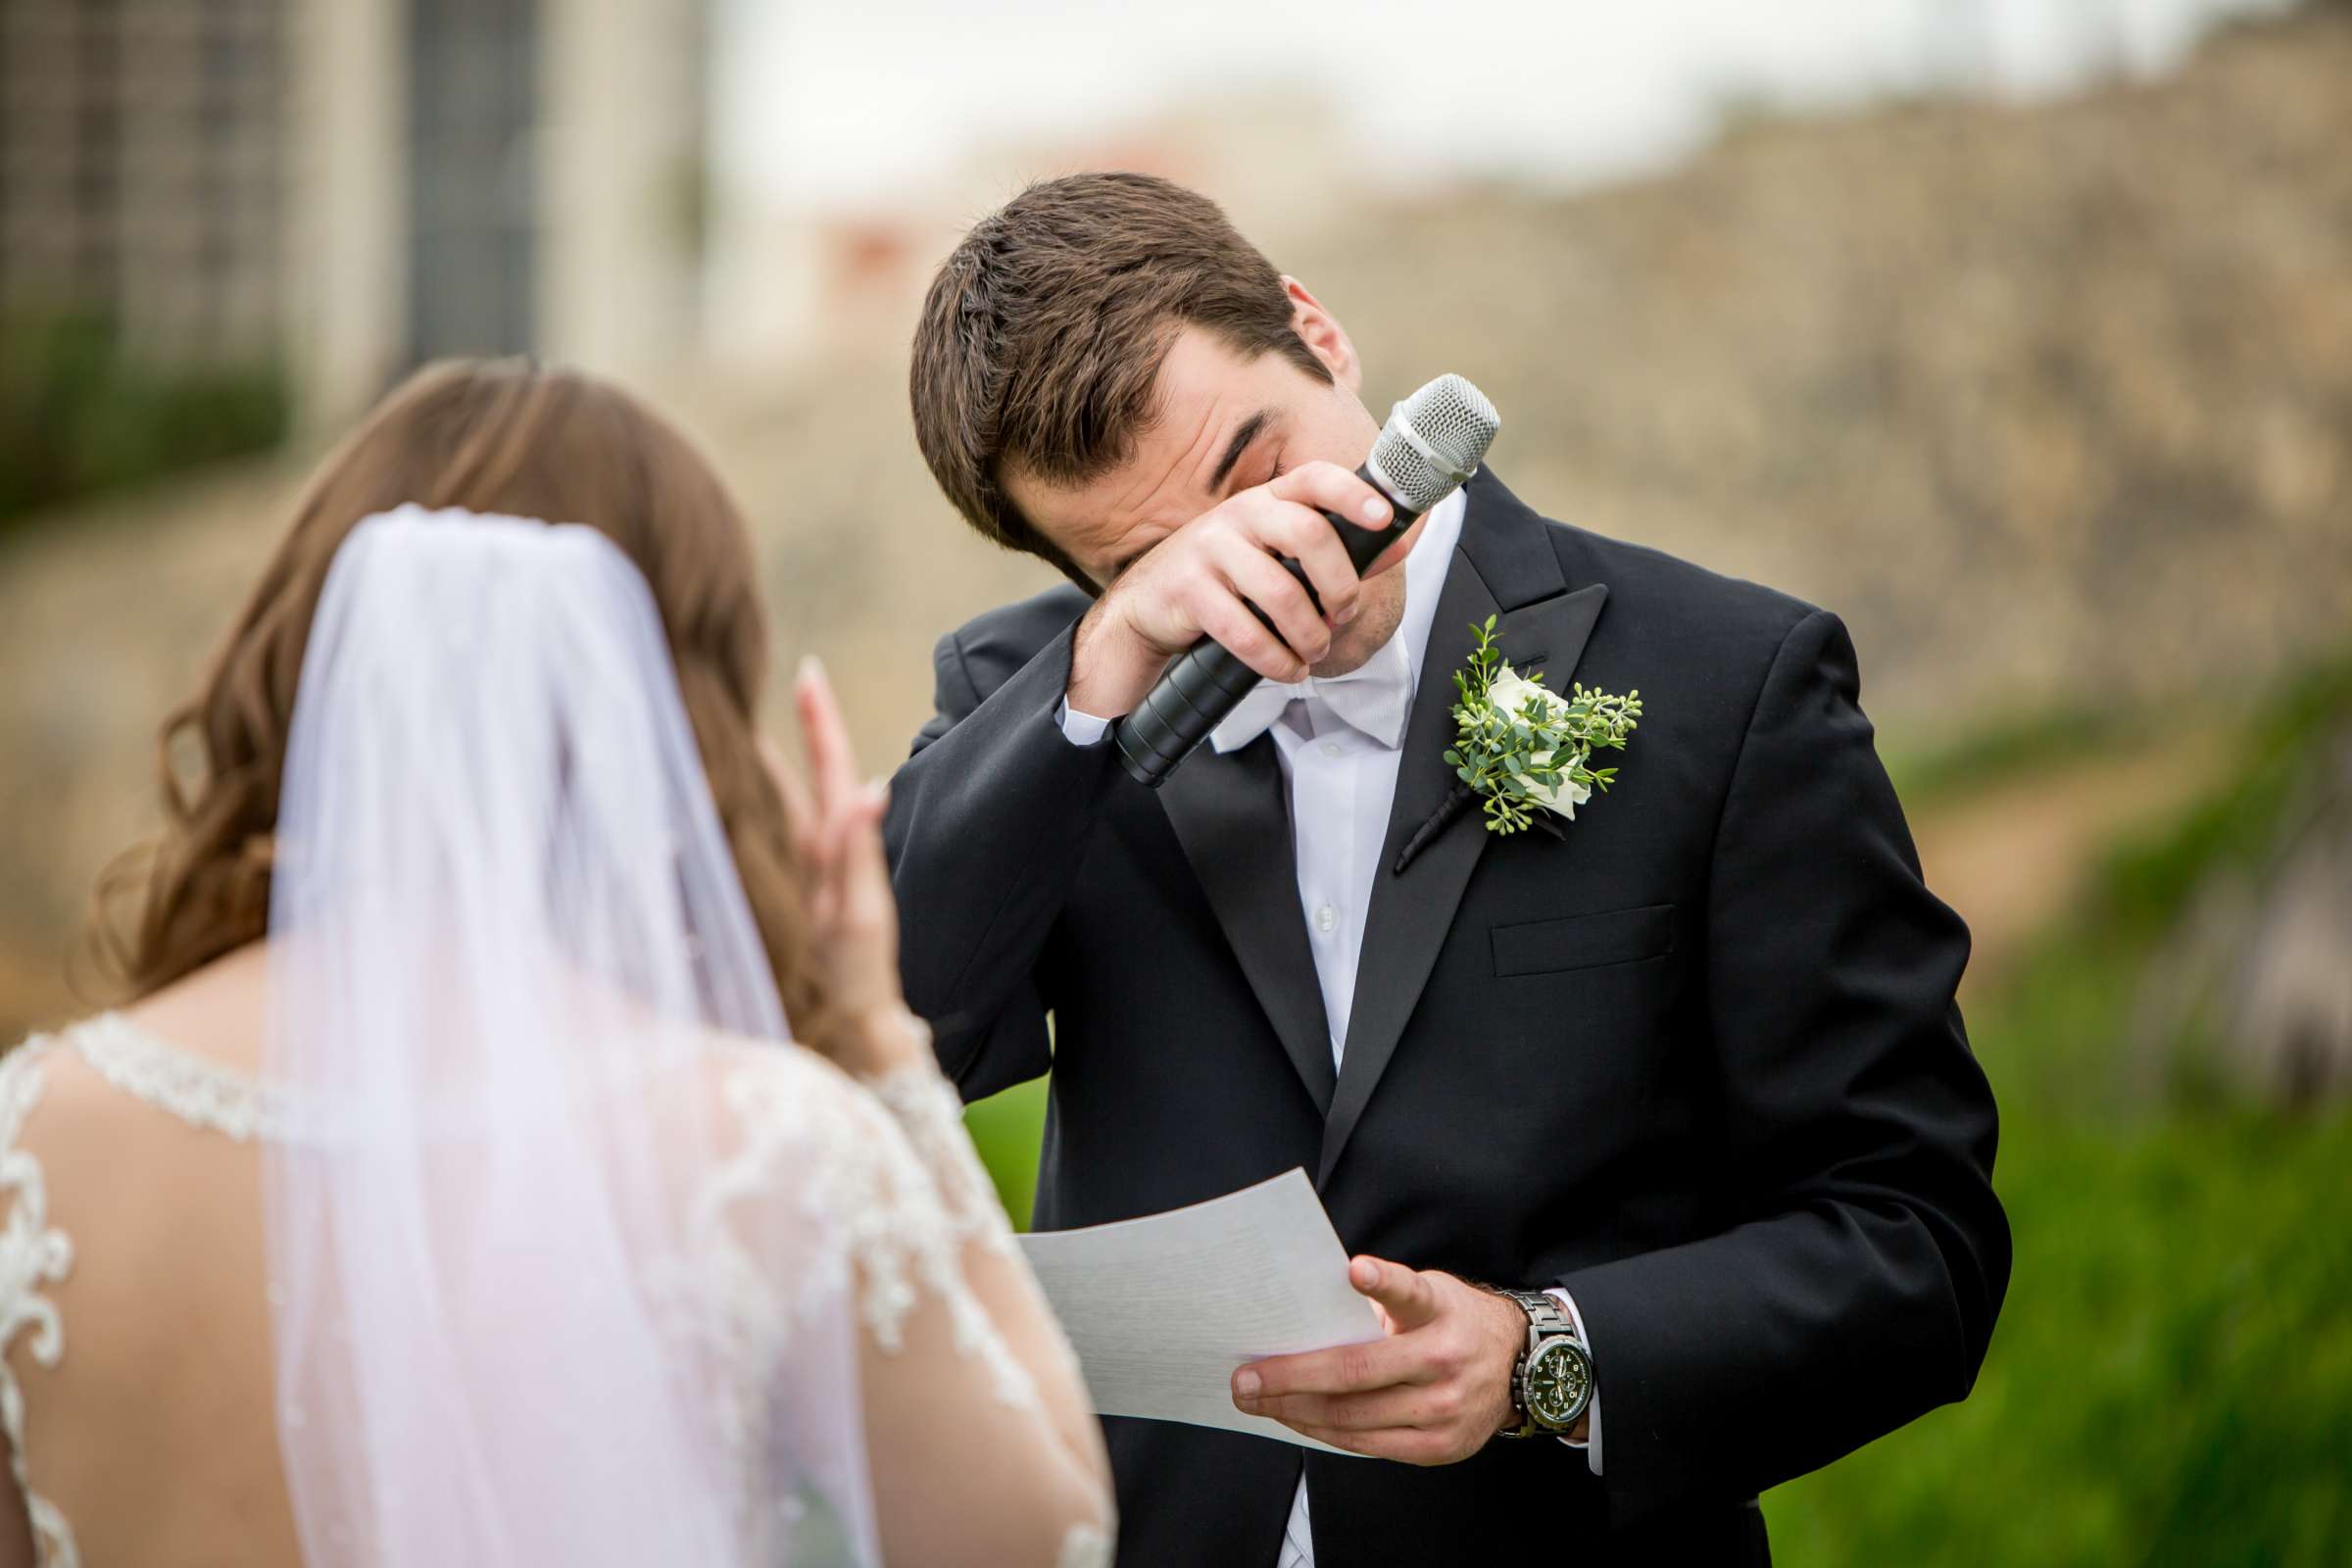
left=1494, top=1289, right=1593, bottom=1440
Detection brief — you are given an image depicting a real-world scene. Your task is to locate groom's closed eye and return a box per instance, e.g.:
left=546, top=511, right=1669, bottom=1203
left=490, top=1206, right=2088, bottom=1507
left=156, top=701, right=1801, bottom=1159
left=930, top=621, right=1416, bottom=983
left=1101, top=417, right=1289, bottom=580
left=1209, top=410, right=1272, bottom=494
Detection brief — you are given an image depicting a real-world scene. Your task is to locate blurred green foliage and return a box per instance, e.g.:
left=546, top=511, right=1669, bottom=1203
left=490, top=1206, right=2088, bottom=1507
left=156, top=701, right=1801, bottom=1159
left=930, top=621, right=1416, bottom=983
left=1773, top=654, right=2352, bottom=1565
left=1880, top=701, right=2133, bottom=813
left=959, top=653, right=2352, bottom=1565
left=963, top=1073, right=1048, bottom=1229
left=1768, top=1112, right=2352, bottom=1566
left=0, top=313, right=289, bottom=534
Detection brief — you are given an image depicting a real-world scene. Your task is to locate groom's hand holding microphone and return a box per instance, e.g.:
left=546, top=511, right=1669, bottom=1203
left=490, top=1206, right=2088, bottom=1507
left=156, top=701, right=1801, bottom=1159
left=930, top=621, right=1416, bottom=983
left=1065, top=461, right=1404, bottom=719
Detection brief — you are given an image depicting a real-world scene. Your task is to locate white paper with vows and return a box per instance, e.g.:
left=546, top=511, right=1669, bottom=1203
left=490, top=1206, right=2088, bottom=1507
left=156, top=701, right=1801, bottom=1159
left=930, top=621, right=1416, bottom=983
left=1016, top=1167, right=1384, bottom=1454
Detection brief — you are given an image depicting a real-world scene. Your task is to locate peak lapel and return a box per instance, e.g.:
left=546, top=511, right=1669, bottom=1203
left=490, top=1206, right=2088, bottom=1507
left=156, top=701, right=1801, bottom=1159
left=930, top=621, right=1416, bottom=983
left=1156, top=738, right=1340, bottom=1115
left=1316, top=471, right=1608, bottom=1186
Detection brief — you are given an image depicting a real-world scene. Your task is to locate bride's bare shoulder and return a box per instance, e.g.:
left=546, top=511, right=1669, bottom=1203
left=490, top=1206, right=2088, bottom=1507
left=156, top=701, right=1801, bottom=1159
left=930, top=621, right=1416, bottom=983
left=80, top=943, right=274, bottom=1078
left=0, top=1006, right=270, bottom=1167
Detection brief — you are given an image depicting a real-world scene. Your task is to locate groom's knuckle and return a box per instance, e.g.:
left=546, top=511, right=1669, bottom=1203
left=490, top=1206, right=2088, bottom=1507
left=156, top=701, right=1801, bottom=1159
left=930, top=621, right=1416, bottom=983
left=1273, top=500, right=1323, bottom=545
left=1168, top=576, right=1205, bottom=624
left=1206, top=608, right=1257, bottom=656
left=1338, top=1345, right=1375, bottom=1387
left=1268, top=513, right=1316, bottom=560
left=1232, top=493, right=1282, bottom=540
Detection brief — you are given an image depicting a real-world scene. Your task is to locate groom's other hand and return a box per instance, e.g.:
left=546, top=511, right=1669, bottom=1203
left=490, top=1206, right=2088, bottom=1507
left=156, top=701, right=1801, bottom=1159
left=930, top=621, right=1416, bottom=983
left=1230, top=1255, right=1536, bottom=1464
left=1065, top=461, right=1396, bottom=718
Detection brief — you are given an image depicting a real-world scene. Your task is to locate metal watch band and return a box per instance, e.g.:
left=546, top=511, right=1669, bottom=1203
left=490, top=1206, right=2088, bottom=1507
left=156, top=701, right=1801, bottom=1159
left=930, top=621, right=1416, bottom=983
left=1495, top=1288, right=1590, bottom=1441
left=1499, top=1288, right=1576, bottom=1338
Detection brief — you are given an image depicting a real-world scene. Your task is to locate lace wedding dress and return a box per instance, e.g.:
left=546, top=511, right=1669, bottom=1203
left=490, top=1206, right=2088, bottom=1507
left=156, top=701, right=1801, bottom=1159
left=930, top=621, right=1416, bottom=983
left=0, top=512, right=1113, bottom=1566
left=0, top=1012, right=1112, bottom=1568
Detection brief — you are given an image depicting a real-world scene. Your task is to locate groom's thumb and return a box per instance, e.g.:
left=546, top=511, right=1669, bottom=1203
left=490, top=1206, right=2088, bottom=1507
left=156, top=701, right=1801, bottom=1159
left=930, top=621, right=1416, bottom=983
left=1350, top=1255, right=1441, bottom=1330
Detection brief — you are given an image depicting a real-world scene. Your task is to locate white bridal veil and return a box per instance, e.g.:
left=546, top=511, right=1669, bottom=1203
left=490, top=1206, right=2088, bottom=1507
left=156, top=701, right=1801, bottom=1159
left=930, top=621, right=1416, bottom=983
left=263, top=507, right=874, bottom=1564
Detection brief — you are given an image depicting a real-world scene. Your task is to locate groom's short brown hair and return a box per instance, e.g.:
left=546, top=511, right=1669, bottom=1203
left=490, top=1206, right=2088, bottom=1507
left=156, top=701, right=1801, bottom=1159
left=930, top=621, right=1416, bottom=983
left=909, top=172, right=1332, bottom=586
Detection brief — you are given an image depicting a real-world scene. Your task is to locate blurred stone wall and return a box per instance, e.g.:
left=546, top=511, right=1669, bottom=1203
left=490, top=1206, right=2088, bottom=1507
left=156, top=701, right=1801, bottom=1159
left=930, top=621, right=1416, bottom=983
left=1, top=12, right=2347, bottom=1041
left=1305, top=14, right=2352, bottom=722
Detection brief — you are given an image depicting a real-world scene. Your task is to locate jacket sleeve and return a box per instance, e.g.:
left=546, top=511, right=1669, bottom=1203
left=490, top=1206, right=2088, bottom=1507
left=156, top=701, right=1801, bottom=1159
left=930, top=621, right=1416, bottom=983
left=1559, top=609, right=2010, bottom=1524
left=885, top=617, right=1120, bottom=1102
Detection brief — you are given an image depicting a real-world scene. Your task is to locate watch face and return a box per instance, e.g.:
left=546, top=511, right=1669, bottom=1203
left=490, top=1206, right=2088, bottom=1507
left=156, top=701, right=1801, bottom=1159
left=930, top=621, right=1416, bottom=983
left=1525, top=1339, right=1592, bottom=1428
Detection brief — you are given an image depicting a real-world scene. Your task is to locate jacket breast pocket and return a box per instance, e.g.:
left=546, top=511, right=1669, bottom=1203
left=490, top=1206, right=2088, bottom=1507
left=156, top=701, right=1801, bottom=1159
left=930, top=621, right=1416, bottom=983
left=1491, top=903, right=1676, bottom=977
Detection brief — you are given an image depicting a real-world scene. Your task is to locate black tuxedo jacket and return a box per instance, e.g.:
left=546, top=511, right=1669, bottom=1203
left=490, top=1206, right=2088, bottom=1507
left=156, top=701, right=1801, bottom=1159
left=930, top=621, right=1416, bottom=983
left=884, top=470, right=2008, bottom=1566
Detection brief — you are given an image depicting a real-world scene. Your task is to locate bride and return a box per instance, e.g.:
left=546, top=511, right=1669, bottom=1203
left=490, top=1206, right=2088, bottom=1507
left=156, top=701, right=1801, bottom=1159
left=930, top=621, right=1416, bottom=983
left=0, top=360, right=1113, bottom=1565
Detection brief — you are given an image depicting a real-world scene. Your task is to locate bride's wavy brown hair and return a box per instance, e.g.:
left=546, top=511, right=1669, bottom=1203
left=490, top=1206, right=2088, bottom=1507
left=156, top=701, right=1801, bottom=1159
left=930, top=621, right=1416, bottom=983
left=88, top=357, right=825, bottom=1031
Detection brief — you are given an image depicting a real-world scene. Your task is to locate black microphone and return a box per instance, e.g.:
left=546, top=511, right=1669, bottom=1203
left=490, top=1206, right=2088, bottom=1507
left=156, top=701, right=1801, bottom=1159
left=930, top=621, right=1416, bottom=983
left=1111, top=373, right=1501, bottom=787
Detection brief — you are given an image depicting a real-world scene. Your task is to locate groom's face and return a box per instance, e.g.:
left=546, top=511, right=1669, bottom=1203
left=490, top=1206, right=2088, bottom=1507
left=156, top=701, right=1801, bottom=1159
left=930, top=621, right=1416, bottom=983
left=1004, top=294, right=1419, bottom=679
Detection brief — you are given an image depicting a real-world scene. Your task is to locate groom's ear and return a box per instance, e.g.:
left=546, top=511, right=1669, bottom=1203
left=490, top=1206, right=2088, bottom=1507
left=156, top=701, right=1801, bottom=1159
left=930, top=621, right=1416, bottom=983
left=1282, top=277, right=1362, bottom=395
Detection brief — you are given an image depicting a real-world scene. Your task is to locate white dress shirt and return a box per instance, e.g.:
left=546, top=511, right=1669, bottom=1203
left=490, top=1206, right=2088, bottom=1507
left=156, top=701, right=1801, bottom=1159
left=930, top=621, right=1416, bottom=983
left=1056, top=489, right=1598, bottom=1567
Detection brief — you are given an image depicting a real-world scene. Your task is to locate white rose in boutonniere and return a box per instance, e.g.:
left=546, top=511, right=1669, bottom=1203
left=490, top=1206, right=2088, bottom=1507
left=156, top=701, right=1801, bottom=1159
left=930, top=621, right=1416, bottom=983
left=1480, top=668, right=1597, bottom=821
left=1445, top=615, right=1641, bottom=836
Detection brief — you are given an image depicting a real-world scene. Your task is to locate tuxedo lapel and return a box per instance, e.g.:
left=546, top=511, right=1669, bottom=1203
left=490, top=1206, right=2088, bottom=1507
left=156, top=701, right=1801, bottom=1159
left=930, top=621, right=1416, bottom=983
left=1156, top=738, right=1340, bottom=1115
left=1317, top=471, right=1608, bottom=1185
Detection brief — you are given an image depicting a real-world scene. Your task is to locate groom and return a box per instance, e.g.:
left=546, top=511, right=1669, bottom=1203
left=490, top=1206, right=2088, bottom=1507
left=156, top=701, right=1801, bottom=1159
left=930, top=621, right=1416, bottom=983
left=884, top=172, right=2007, bottom=1565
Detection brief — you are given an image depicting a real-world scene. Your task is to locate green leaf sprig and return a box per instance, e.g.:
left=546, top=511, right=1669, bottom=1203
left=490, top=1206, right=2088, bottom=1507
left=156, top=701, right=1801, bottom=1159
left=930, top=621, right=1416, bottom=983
left=1443, top=615, right=1642, bottom=835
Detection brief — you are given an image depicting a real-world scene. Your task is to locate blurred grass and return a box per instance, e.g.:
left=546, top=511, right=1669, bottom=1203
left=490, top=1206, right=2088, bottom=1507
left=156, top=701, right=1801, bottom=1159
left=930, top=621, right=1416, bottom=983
left=0, top=313, right=289, bottom=535
left=963, top=1073, right=1048, bottom=1229
left=1767, top=1110, right=2352, bottom=1567
left=1882, top=702, right=2139, bottom=814
left=1769, top=653, right=2352, bottom=1565
left=960, top=649, right=2352, bottom=1565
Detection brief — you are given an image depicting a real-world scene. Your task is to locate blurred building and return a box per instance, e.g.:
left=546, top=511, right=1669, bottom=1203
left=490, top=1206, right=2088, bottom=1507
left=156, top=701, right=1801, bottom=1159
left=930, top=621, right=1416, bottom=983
left=706, top=92, right=1356, bottom=373
left=0, top=0, right=284, bottom=363
left=0, top=0, right=712, bottom=431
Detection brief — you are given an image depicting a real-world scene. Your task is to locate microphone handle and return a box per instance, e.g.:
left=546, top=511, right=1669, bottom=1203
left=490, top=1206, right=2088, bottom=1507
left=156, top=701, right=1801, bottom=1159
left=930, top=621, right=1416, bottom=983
left=1111, top=462, right=1424, bottom=787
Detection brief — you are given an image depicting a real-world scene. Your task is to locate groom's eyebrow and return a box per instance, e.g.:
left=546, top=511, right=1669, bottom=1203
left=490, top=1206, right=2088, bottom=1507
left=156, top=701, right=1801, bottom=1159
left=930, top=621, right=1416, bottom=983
left=1208, top=411, right=1271, bottom=494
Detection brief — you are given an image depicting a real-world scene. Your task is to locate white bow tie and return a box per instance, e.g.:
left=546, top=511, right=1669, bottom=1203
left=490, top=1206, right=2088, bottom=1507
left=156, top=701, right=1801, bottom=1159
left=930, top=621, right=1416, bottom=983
left=1208, top=633, right=1415, bottom=755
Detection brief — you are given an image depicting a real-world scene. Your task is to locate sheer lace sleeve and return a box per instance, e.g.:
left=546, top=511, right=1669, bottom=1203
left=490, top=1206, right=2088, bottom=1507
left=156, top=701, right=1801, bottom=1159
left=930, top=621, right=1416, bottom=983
left=712, top=1046, right=1112, bottom=1568
left=860, top=1062, right=1017, bottom=1256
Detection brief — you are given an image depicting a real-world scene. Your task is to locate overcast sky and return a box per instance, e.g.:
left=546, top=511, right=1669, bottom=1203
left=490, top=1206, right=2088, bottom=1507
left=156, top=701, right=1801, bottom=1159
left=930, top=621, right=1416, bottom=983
left=714, top=0, right=2290, bottom=211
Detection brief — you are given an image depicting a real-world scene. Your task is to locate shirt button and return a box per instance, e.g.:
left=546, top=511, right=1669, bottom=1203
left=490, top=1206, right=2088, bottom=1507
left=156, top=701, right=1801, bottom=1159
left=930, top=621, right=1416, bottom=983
left=1314, top=903, right=1337, bottom=933
left=1320, top=741, right=1345, bottom=759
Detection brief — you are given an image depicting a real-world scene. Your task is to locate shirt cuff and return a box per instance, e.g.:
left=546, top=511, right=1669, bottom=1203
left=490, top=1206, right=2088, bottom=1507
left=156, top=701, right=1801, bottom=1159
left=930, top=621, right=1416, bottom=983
left=1545, top=1288, right=1601, bottom=1476
left=1054, top=697, right=1112, bottom=747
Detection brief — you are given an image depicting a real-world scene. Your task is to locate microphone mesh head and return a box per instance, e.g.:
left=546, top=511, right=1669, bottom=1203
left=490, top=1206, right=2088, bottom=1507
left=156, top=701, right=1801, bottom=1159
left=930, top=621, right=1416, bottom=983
left=1370, top=373, right=1500, bottom=513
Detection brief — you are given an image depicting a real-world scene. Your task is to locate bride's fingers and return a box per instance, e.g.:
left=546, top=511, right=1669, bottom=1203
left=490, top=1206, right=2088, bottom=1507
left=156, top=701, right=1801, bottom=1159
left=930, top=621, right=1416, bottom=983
left=763, top=739, right=820, bottom=858
left=791, top=664, right=835, bottom=823
left=791, top=685, right=856, bottom=893
left=794, top=657, right=863, bottom=826
left=818, top=787, right=886, bottom=921
left=759, top=731, right=847, bottom=918
left=841, top=781, right=894, bottom=906
left=811, top=680, right=882, bottom=906
left=788, top=663, right=897, bottom=958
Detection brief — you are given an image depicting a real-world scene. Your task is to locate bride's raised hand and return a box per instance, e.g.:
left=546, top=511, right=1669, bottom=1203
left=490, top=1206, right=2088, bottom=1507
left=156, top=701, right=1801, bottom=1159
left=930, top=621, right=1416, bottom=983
left=762, top=657, right=928, bottom=1077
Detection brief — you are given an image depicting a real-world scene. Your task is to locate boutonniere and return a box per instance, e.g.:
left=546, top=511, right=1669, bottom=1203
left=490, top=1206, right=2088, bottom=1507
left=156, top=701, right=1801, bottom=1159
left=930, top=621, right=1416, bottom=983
left=1445, top=615, right=1642, bottom=837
